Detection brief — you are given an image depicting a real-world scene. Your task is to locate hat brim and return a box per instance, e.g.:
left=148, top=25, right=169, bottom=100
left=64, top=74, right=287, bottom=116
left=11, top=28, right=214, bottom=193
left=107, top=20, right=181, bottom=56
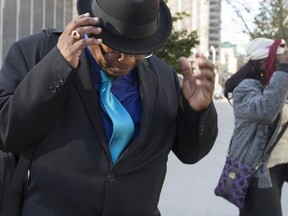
left=77, top=0, right=172, bottom=55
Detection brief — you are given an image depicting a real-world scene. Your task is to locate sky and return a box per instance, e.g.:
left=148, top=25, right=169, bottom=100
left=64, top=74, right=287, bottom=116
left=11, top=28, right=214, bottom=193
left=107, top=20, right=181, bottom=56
left=221, top=0, right=262, bottom=52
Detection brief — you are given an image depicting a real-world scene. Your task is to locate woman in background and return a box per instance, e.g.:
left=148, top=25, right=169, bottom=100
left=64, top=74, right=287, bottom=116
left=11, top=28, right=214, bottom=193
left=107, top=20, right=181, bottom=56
left=224, top=37, right=288, bottom=216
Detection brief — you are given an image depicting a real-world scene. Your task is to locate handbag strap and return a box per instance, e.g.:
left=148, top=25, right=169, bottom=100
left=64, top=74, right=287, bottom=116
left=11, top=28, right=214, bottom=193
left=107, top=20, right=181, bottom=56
left=227, top=120, right=288, bottom=170
left=253, top=121, right=288, bottom=171
left=263, top=121, right=288, bottom=158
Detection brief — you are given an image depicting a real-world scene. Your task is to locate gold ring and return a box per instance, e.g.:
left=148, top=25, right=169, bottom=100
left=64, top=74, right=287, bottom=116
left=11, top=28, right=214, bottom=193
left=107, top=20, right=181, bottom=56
left=71, top=30, right=81, bottom=40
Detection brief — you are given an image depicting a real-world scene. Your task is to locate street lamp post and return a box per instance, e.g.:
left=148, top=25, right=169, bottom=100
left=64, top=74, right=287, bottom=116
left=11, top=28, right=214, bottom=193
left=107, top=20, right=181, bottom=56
left=210, top=45, right=216, bottom=65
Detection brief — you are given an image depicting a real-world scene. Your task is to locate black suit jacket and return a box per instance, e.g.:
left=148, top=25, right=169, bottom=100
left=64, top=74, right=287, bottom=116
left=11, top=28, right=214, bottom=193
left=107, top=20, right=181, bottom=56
left=0, top=29, right=218, bottom=216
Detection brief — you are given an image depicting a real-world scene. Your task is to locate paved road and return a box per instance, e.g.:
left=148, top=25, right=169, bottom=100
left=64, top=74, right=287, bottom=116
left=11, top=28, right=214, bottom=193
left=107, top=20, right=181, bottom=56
left=158, top=100, right=288, bottom=216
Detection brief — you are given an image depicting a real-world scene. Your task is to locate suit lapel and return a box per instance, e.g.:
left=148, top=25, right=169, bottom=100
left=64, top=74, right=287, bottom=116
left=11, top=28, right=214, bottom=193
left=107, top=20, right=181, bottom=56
left=73, top=52, right=110, bottom=154
left=138, top=60, right=157, bottom=138
left=73, top=55, right=158, bottom=162
left=123, top=60, right=157, bottom=156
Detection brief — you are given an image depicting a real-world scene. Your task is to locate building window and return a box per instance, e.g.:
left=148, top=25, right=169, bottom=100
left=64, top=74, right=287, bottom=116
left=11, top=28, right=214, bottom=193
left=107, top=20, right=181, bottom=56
left=0, top=0, right=74, bottom=66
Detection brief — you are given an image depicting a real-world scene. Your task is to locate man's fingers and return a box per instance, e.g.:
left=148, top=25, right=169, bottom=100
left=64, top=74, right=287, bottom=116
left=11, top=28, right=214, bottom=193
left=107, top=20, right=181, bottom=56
left=198, top=68, right=215, bottom=81
left=68, top=13, right=98, bottom=30
left=179, top=57, right=193, bottom=77
left=195, top=54, right=214, bottom=70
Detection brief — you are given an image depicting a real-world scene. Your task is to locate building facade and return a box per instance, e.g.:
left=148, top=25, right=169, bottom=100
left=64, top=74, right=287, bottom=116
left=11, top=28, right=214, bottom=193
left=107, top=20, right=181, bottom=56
left=167, top=0, right=223, bottom=93
left=0, top=0, right=76, bottom=66
left=167, top=0, right=221, bottom=61
left=208, top=0, right=221, bottom=60
left=0, top=0, right=226, bottom=77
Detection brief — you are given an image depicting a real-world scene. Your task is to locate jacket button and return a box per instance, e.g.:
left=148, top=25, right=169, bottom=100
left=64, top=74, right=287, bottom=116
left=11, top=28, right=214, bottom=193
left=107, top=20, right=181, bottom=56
left=57, top=75, right=64, bottom=83
left=199, top=125, right=205, bottom=135
left=108, top=174, right=116, bottom=183
left=49, top=86, right=57, bottom=93
left=53, top=81, right=61, bottom=88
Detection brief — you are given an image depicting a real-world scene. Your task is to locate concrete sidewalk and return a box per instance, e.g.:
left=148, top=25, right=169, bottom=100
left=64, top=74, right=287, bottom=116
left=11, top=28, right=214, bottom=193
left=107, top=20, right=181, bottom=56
left=158, top=100, right=288, bottom=216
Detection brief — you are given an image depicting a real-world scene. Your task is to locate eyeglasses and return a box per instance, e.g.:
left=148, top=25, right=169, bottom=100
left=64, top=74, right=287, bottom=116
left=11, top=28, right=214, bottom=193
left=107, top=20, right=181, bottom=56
left=99, top=44, right=154, bottom=59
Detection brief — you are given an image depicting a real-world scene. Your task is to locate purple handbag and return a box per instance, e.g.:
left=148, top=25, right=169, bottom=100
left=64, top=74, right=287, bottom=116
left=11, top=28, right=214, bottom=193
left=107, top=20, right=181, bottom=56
left=214, top=122, right=288, bottom=208
left=214, top=156, right=256, bottom=208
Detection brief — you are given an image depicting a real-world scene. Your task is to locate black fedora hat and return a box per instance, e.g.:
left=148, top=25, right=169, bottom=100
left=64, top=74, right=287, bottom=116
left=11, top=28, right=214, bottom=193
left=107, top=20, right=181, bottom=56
left=77, top=0, right=172, bottom=55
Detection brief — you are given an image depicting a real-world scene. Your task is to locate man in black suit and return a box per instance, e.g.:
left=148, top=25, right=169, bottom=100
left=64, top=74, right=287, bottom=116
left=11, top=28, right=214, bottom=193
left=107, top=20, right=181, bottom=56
left=0, top=0, right=218, bottom=215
